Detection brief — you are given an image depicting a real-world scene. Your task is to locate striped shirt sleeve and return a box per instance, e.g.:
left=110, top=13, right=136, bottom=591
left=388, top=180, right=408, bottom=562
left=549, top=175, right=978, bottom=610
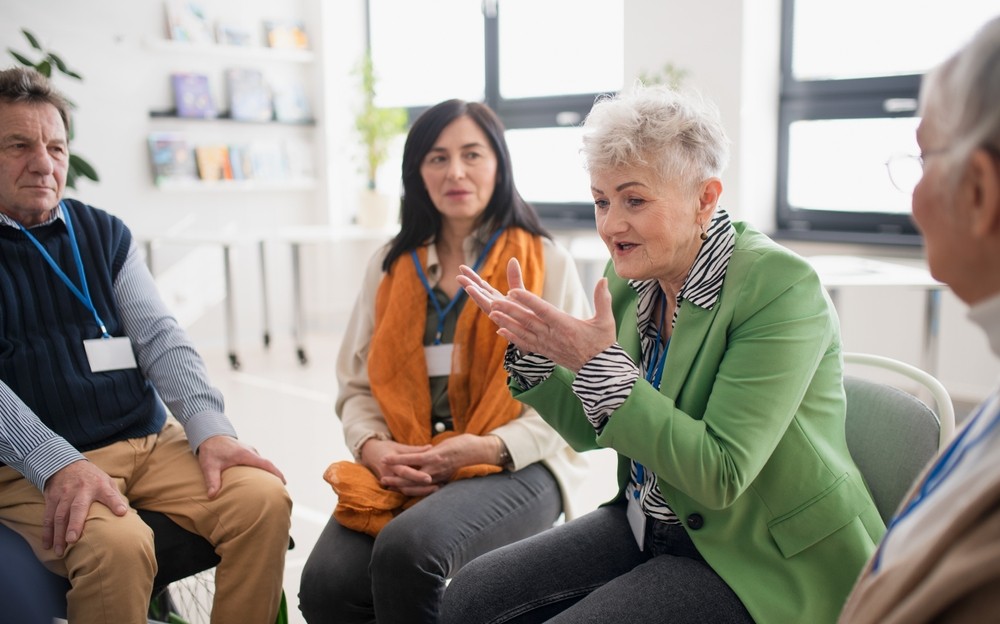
left=114, top=241, right=236, bottom=451
left=504, top=343, right=556, bottom=389
left=571, top=343, right=640, bottom=431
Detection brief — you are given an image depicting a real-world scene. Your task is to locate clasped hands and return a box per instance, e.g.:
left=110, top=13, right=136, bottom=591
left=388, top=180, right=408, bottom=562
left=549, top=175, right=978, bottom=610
left=456, top=257, right=616, bottom=373
left=361, top=434, right=499, bottom=497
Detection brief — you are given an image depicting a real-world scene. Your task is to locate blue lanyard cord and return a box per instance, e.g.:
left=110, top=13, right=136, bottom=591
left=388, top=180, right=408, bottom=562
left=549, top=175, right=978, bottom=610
left=634, top=291, right=670, bottom=491
left=872, top=391, right=1000, bottom=571
left=644, top=290, right=670, bottom=390
left=412, top=228, right=504, bottom=345
left=17, top=202, right=109, bottom=337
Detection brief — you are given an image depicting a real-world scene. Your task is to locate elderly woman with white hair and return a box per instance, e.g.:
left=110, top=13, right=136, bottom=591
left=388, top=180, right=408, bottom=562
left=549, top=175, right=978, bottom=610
left=441, top=83, right=883, bottom=624
left=839, top=15, right=1000, bottom=624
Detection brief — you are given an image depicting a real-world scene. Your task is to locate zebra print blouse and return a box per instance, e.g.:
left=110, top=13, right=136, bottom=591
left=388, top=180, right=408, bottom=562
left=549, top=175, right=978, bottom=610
left=506, top=209, right=736, bottom=523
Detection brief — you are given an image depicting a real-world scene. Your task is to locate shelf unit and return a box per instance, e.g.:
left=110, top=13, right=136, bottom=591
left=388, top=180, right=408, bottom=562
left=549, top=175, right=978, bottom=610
left=145, top=35, right=320, bottom=193
left=142, top=36, right=315, bottom=63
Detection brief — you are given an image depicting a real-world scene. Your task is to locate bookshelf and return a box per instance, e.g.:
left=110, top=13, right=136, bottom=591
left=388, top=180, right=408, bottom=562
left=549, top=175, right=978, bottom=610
left=144, top=31, right=319, bottom=192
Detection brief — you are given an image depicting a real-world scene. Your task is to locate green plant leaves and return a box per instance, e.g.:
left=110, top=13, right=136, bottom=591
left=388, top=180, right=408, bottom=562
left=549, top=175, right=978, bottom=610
left=9, top=28, right=98, bottom=188
left=22, top=29, right=42, bottom=50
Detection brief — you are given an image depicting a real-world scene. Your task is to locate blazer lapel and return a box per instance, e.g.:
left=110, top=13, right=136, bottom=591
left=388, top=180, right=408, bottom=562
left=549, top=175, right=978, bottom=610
left=659, top=300, right=718, bottom=399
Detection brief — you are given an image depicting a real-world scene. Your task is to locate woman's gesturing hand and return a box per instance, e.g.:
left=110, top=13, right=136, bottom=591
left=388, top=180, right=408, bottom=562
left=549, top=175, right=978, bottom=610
left=457, top=258, right=617, bottom=372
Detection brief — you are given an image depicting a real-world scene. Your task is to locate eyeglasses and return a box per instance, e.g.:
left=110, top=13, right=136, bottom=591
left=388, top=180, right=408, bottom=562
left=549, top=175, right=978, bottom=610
left=884, top=149, right=947, bottom=195
left=885, top=144, right=1000, bottom=194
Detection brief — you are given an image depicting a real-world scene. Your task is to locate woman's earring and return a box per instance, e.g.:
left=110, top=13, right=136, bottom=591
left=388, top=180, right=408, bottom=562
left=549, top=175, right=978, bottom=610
left=699, top=223, right=708, bottom=241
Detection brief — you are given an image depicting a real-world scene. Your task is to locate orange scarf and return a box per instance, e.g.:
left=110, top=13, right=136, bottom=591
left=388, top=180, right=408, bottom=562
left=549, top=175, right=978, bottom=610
left=325, top=227, right=545, bottom=536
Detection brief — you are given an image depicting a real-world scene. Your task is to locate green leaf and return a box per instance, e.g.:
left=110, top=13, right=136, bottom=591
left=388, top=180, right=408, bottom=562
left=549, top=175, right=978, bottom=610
left=22, top=29, right=42, bottom=51
left=64, top=69, right=83, bottom=81
left=69, top=153, right=99, bottom=182
left=47, top=52, right=69, bottom=73
left=65, top=166, right=78, bottom=190
left=8, top=49, right=35, bottom=67
left=36, top=60, right=52, bottom=77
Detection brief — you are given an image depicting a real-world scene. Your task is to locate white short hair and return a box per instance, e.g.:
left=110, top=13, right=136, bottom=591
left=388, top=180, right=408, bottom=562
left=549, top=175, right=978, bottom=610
left=581, top=83, right=731, bottom=190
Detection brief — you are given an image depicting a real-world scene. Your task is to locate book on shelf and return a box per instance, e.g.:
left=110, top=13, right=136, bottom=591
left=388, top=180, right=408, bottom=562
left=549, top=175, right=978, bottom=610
left=164, top=0, right=214, bottom=44
left=194, top=145, right=234, bottom=181
left=225, top=68, right=273, bottom=122
left=147, top=132, right=198, bottom=185
left=215, top=20, right=257, bottom=47
left=263, top=19, right=309, bottom=50
left=269, top=77, right=311, bottom=123
left=283, top=138, right=315, bottom=180
left=228, top=144, right=254, bottom=181
left=245, top=141, right=290, bottom=180
left=171, top=72, right=217, bottom=119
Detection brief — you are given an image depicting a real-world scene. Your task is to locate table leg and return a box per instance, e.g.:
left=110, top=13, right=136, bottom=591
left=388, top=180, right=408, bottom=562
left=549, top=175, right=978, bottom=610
left=923, top=289, right=941, bottom=377
left=222, top=244, right=240, bottom=370
left=259, top=240, right=271, bottom=349
left=291, top=242, right=308, bottom=365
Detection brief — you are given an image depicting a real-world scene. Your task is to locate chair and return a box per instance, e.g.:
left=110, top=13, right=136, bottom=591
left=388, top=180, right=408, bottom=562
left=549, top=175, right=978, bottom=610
left=842, top=351, right=956, bottom=524
left=0, top=509, right=220, bottom=623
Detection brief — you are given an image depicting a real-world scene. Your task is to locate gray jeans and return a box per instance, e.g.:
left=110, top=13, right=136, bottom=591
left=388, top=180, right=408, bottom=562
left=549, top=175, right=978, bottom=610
left=298, top=463, right=561, bottom=624
left=440, top=499, right=754, bottom=624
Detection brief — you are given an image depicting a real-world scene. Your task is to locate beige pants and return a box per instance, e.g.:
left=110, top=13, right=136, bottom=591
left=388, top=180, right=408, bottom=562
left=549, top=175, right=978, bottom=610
left=0, top=420, right=292, bottom=624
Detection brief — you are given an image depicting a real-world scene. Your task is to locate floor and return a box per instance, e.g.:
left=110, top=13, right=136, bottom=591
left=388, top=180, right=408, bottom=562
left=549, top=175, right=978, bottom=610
left=197, top=331, right=619, bottom=624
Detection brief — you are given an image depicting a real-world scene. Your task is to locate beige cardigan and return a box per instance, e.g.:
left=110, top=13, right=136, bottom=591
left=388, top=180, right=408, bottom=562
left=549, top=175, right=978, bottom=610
left=839, top=295, right=1000, bottom=623
left=335, top=235, right=591, bottom=519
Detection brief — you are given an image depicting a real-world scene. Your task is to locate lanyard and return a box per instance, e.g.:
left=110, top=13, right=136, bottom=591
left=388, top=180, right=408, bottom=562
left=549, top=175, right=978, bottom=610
left=17, top=201, right=110, bottom=338
left=411, top=228, right=504, bottom=345
left=871, top=390, right=1000, bottom=571
left=634, top=291, right=670, bottom=491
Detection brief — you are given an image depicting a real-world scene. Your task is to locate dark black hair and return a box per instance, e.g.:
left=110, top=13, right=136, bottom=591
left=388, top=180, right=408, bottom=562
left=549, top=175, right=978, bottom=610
left=381, top=99, right=549, bottom=271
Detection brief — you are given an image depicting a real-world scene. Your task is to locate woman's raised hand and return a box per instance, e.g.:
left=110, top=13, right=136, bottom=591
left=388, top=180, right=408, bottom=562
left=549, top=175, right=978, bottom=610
left=457, top=258, right=617, bottom=372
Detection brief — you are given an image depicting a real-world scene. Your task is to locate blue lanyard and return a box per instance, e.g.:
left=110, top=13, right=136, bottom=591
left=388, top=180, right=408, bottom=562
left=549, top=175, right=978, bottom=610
left=871, top=391, right=1000, bottom=571
left=17, top=202, right=109, bottom=338
left=411, top=228, right=504, bottom=345
left=634, top=291, right=670, bottom=491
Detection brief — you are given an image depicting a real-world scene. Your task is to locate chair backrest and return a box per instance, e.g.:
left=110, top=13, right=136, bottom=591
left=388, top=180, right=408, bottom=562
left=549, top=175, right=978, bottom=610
left=842, top=352, right=956, bottom=524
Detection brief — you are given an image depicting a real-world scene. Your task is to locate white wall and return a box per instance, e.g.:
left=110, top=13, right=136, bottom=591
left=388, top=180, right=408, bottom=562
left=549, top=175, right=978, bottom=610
left=4, top=0, right=996, bottom=404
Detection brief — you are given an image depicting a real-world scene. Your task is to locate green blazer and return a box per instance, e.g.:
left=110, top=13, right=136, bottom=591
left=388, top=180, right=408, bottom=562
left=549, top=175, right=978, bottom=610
left=514, top=222, right=884, bottom=624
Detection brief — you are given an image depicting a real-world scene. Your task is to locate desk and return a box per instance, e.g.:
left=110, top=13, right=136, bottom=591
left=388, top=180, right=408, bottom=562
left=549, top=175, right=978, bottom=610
left=260, top=225, right=396, bottom=365
left=144, top=231, right=263, bottom=370
left=806, top=255, right=946, bottom=377
left=146, top=226, right=397, bottom=369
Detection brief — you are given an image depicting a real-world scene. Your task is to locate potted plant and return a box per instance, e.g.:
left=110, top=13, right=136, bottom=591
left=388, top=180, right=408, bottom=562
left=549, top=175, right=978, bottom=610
left=353, top=52, right=407, bottom=228
left=7, top=29, right=99, bottom=189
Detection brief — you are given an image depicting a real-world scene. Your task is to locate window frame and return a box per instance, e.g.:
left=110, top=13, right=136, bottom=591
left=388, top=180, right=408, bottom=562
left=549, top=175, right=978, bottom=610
left=369, top=0, right=607, bottom=229
left=775, top=0, right=924, bottom=246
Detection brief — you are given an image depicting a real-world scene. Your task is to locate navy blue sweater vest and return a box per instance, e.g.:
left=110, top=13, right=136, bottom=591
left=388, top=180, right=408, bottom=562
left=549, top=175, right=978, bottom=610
left=0, top=200, right=166, bottom=452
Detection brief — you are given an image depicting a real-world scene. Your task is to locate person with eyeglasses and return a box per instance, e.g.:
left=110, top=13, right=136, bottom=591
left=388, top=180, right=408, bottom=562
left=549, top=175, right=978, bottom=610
left=839, top=15, right=1000, bottom=624
left=442, top=83, right=883, bottom=624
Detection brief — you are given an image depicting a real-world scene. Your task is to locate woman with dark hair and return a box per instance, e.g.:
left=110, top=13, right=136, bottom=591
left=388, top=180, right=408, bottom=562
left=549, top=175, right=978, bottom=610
left=298, top=99, right=589, bottom=623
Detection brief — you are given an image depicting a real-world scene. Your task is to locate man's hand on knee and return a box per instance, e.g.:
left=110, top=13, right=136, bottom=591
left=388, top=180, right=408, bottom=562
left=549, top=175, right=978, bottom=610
left=42, top=460, right=128, bottom=556
left=197, top=435, right=286, bottom=499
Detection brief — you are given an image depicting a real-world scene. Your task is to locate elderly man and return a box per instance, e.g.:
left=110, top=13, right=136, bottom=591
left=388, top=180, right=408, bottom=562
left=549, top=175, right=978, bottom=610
left=839, top=15, right=1000, bottom=624
left=0, top=66, right=291, bottom=623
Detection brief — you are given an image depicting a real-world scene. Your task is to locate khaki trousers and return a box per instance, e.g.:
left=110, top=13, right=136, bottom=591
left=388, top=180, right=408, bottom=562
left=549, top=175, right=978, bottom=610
left=0, top=420, right=292, bottom=624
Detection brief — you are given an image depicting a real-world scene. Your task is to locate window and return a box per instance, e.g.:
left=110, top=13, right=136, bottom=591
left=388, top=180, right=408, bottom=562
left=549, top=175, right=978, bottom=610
left=776, top=0, right=996, bottom=245
left=368, top=0, right=624, bottom=228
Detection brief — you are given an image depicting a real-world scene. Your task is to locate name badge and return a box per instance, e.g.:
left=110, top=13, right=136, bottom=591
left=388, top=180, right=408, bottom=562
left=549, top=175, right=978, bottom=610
left=424, top=343, right=453, bottom=377
left=626, top=484, right=647, bottom=551
left=84, top=336, right=138, bottom=372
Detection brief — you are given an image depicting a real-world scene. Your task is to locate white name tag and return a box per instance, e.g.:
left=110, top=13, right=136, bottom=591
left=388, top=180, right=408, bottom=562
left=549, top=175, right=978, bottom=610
left=424, top=343, right=453, bottom=377
left=84, top=336, right=138, bottom=372
left=626, top=485, right=647, bottom=551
